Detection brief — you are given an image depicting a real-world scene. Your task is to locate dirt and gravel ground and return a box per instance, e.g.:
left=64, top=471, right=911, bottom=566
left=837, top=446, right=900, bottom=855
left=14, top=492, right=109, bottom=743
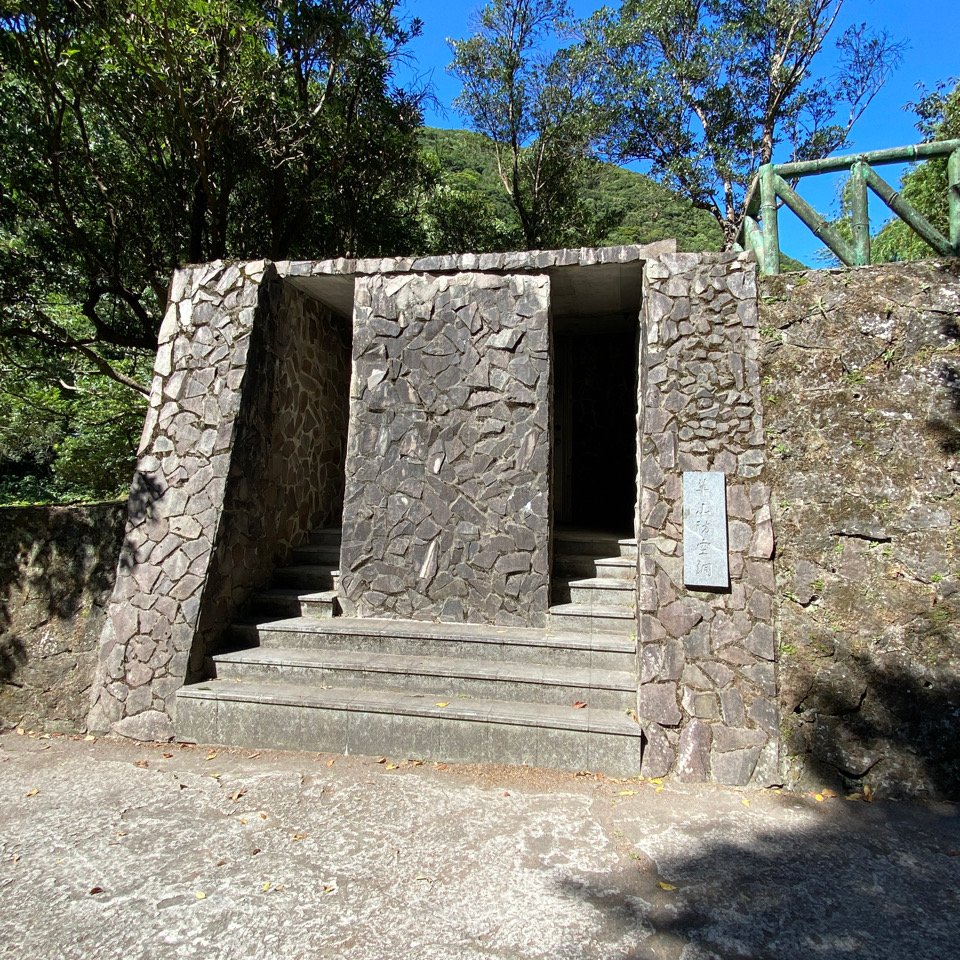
left=1, top=730, right=958, bottom=960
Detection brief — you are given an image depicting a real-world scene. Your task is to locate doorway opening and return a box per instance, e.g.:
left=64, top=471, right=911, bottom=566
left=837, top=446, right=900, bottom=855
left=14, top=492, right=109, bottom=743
left=552, top=314, right=639, bottom=535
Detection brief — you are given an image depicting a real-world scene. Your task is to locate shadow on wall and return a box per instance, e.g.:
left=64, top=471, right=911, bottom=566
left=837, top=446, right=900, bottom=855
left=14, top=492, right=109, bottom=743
left=930, top=317, right=960, bottom=454
left=552, top=799, right=960, bottom=960
left=0, top=480, right=158, bottom=689
left=790, top=636, right=960, bottom=801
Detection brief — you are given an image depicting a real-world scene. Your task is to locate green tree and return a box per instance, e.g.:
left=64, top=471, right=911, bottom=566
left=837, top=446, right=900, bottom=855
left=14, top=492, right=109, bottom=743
left=449, top=0, right=609, bottom=248
left=0, top=0, right=429, bottom=501
left=589, top=0, right=904, bottom=247
left=872, top=79, right=960, bottom=263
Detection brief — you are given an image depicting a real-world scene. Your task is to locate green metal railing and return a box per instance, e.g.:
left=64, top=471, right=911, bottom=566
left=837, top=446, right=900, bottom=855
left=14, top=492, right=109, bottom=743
left=737, top=139, right=960, bottom=275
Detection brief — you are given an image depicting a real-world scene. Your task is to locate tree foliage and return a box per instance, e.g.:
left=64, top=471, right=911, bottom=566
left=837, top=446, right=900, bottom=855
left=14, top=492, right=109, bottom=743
left=448, top=0, right=610, bottom=249
left=0, top=0, right=430, bottom=501
left=871, top=78, right=960, bottom=263
left=588, top=0, right=904, bottom=246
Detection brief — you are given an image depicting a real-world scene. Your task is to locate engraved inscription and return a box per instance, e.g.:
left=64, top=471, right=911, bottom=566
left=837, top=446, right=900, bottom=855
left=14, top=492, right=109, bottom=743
left=682, top=472, right=729, bottom=589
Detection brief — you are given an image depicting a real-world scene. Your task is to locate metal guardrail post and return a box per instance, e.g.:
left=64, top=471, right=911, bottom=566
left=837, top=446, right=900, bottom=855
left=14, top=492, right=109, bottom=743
left=742, top=140, right=960, bottom=273
left=950, top=148, right=960, bottom=251
left=759, top=164, right=780, bottom=276
left=850, top=160, right=871, bottom=265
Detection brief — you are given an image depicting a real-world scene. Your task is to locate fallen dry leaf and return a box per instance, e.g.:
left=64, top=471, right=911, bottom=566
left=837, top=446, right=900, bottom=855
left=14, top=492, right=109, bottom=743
left=657, top=881, right=677, bottom=891
left=617, top=790, right=637, bottom=797
left=291, top=833, right=307, bottom=842
left=435, top=701, right=449, bottom=708
left=326, top=759, right=335, bottom=768
left=134, top=760, right=149, bottom=769
left=385, top=763, right=400, bottom=770
left=259, top=812, right=268, bottom=821
left=195, top=891, right=206, bottom=900
left=89, top=887, right=105, bottom=896
left=434, top=762, right=448, bottom=771
left=229, top=788, right=247, bottom=802
left=262, top=882, right=272, bottom=892
left=246, top=752, right=261, bottom=760
left=863, top=784, right=875, bottom=802
left=161, top=753, right=173, bottom=759
left=322, top=884, right=337, bottom=895
left=375, top=757, right=387, bottom=764
left=572, top=700, right=588, bottom=709
left=814, top=793, right=825, bottom=802
left=502, top=790, right=511, bottom=797
left=741, top=798, right=751, bottom=807
left=83, top=734, right=96, bottom=742
left=205, top=750, right=218, bottom=761
left=251, top=847, right=261, bottom=856
left=24, top=788, right=39, bottom=798
left=407, top=759, right=423, bottom=767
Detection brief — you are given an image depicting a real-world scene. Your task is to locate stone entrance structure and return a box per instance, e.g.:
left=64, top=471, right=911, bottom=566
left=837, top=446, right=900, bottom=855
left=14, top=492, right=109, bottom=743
left=88, top=243, right=778, bottom=784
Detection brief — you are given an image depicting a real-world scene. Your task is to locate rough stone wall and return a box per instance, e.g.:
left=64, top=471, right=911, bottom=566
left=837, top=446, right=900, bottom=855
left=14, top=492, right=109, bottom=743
left=762, top=260, right=960, bottom=800
left=637, top=252, right=778, bottom=786
left=340, top=271, right=551, bottom=626
left=0, top=504, right=125, bottom=732
left=88, top=261, right=350, bottom=741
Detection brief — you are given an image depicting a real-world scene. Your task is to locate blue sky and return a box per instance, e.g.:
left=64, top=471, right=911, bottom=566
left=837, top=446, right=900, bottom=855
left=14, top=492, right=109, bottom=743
left=395, top=0, right=960, bottom=264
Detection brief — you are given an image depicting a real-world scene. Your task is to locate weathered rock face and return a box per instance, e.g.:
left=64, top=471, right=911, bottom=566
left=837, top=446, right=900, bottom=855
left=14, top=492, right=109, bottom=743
left=340, top=271, right=551, bottom=626
left=637, top=252, right=778, bottom=786
left=87, top=263, right=350, bottom=739
left=0, top=504, right=125, bottom=732
left=762, top=260, right=960, bottom=800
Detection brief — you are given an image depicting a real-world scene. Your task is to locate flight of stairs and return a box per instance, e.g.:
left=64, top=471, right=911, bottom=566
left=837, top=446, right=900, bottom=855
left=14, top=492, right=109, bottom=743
left=548, top=529, right=638, bottom=637
left=176, top=527, right=643, bottom=775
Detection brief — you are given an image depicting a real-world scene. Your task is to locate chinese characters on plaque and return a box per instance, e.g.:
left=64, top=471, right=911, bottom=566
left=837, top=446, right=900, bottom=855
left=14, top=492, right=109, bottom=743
left=682, top=471, right=729, bottom=589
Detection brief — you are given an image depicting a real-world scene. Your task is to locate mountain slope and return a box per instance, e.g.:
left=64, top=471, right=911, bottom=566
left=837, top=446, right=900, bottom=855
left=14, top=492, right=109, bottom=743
left=419, top=126, right=724, bottom=252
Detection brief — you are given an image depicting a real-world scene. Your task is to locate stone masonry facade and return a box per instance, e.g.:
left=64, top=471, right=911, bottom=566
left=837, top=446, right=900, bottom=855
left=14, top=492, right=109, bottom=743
left=636, top=252, right=778, bottom=786
left=88, top=262, right=349, bottom=740
left=84, top=244, right=782, bottom=780
left=340, top=271, right=551, bottom=626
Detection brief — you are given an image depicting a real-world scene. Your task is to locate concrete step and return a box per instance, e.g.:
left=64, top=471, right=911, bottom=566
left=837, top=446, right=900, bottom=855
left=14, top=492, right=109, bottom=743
left=554, top=532, right=637, bottom=560
left=230, top=617, right=637, bottom=673
left=291, top=544, right=341, bottom=565
left=273, top=564, right=337, bottom=591
left=554, top=553, right=636, bottom=580
left=554, top=577, right=637, bottom=611
left=212, top=647, right=635, bottom=710
left=175, top=681, right=644, bottom=776
left=250, top=588, right=338, bottom=620
left=308, top=528, right=343, bottom=547
left=547, top=603, right=636, bottom=637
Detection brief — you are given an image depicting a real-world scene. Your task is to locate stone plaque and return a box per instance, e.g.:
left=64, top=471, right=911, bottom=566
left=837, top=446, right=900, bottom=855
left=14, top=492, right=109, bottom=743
left=682, top=472, right=729, bottom=589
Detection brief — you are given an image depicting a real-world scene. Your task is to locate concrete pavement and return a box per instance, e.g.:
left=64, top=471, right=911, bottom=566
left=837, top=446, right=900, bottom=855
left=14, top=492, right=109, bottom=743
left=1, top=731, right=958, bottom=960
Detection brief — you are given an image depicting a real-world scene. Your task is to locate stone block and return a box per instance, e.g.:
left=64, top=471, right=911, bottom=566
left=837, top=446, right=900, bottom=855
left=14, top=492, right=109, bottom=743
left=712, top=746, right=762, bottom=785
left=639, top=682, right=681, bottom=726
left=675, top=719, right=711, bottom=781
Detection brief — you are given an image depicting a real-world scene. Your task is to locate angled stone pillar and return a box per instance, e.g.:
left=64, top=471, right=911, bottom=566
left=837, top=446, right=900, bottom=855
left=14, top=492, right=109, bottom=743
left=87, top=260, right=351, bottom=740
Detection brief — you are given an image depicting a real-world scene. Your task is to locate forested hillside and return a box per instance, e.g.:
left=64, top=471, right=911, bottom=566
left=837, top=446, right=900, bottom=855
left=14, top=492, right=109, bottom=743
left=419, top=127, right=724, bottom=253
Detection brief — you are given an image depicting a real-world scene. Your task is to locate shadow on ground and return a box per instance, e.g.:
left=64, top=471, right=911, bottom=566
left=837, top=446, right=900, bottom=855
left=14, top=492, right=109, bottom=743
left=558, top=796, right=960, bottom=960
